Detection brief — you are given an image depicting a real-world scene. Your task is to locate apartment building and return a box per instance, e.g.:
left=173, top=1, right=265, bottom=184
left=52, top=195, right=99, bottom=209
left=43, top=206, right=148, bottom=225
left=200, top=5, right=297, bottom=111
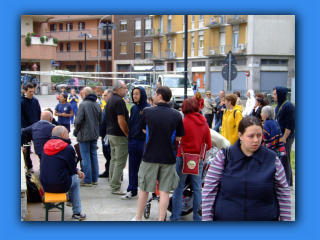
left=47, top=15, right=115, bottom=85
left=113, top=15, right=154, bottom=84
left=150, top=15, right=295, bottom=95
left=21, top=15, right=57, bottom=92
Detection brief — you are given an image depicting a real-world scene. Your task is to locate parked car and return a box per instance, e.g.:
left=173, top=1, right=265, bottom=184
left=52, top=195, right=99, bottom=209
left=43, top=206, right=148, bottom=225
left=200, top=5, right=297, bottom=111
left=54, top=79, right=103, bottom=93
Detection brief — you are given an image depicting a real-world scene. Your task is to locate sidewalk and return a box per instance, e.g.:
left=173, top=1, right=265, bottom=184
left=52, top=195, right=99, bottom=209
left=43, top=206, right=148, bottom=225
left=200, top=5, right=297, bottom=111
left=25, top=94, right=295, bottom=221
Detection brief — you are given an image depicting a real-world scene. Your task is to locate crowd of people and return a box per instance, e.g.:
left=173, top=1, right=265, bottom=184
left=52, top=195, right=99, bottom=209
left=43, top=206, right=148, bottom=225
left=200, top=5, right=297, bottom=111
left=21, top=79, right=294, bottom=221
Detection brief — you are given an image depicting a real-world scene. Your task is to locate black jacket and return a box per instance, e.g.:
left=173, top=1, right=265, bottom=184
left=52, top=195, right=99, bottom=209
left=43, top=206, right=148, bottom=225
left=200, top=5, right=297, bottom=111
left=21, top=96, right=41, bottom=128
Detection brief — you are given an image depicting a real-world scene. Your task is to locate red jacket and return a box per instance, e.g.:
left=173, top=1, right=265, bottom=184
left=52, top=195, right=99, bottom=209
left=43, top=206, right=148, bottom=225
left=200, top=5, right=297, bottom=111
left=177, top=112, right=212, bottom=157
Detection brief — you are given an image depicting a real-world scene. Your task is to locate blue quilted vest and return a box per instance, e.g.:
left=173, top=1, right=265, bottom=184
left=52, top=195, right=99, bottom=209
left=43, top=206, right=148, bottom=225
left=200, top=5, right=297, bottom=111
left=214, top=140, right=279, bottom=221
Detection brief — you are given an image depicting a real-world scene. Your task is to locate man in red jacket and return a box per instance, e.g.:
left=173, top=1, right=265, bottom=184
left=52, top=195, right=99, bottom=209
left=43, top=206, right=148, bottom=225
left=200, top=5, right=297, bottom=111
left=40, top=126, right=86, bottom=221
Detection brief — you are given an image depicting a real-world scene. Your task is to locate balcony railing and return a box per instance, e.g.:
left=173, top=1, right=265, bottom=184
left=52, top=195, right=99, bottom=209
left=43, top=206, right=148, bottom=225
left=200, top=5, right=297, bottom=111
left=160, top=50, right=176, bottom=59
left=204, top=15, right=227, bottom=28
left=144, top=29, right=153, bottom=36
left=163, top=24, right=179, bottom=35
left=149, top=28, right=165, bottom=37
left=55, top=49, right=112, bottom=61
left=204, top=45, right=233, bottom=55
left=226, top=15, right=248, bottom=24
left=135, top=53, right=141, bottom=59
left=45, top=28, right=112, bottom=41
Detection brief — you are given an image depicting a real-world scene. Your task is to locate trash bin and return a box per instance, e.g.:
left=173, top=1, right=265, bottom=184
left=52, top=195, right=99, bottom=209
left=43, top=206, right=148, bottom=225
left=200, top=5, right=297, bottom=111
left=41, top=85, right=48, bottom=95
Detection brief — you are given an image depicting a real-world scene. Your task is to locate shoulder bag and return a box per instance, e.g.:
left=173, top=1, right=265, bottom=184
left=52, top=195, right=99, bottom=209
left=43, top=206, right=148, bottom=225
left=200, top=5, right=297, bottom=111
left=181, top=124, right=208, bottom=175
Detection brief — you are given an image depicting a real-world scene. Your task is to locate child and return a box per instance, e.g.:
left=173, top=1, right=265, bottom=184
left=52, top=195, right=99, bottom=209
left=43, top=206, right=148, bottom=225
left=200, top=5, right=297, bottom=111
left=67, top=88, right=79, bottom=126
left=55, top=93, right=73, bottom=132
left=213, top=97, right=226, bottom=132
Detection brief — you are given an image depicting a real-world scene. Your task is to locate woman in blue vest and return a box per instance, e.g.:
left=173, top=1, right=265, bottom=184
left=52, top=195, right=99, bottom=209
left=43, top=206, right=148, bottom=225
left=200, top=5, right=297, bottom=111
left=202, top=116, right=291, bottom=221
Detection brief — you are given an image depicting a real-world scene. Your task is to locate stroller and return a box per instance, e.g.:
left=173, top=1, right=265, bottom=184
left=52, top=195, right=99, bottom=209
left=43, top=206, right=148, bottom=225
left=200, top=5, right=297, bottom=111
left=143, top=147, right=220, bottom=220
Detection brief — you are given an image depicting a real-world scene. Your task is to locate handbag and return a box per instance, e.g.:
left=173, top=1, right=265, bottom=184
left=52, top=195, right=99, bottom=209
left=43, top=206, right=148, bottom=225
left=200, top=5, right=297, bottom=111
left=181, top=124, right=207, bottom=175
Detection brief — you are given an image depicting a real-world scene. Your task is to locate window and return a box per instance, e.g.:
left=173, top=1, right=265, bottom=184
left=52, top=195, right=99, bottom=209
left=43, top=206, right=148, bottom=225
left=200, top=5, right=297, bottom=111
left=219, top=32, right=226, bottom=54
left=191, top=37, right=194, bottom=49
left=145, top=42, right=152, bottom=59
left=167, top=40, right=171, bottom=50
left=78, top=22, right=85, bottom=30
left=191, top=15, right=195, bottom=22
left=120, top=20, right=127, bottom=31
left=120, top=43, right=127, bottom=54
left=59, top=23, right=63, bottom=32
left=199, top=35, right=204, bottom=49
left=66, top=65, right=76, bottom=72
left=192, top=61, right=205, bottom=67
left=261, top=59, right=288, bottom=65
left=50, top=24, right=56, bottom=32
left=199, top=15, right=204, bottom=28
left=135, top=20, right=141, bottom=37
left=66, top=23, right=73, bottom=31
left=67, top=43, right=70, bottom=52
left=233, top=30, right=239, bottom=49
left=79, top=42, right=83, bottom=51
left=168, top=15, right=172, bottom=32
left=144, top=19, right=152, bottom=36
left=59, top=43, right=63, bottom=52
left=199, top=15, right=204, bottom=21
left=135, top=43, right=141, bottom=59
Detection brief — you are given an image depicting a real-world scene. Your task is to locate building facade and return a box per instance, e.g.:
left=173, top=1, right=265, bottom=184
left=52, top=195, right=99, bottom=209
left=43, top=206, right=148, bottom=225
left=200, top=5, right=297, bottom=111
left=21, top=15, right=57, bottom=92
left=113, top=15, right=154, bottom=85
left=150, top=15, right=295, bottom=95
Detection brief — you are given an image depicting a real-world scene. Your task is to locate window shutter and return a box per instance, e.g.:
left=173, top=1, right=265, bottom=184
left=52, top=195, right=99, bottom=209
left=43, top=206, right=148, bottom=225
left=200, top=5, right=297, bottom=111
left=135, top=20, right=141, bottom=30
left=145, top=19, right=151, bottom=29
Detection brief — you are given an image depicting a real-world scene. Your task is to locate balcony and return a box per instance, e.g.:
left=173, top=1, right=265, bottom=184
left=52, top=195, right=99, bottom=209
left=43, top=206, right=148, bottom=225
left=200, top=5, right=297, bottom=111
left=144, top=29, right=154, bottom=37
left=21, top=36, right=57, bottom=60
left=55, top=49, right=112, bottom=61
left=204, top=15, right=228, bottom=28
left=163, top=24, right=179, bottom=35
left=149, top=28, right=165, bottom=37
left=45, top=28, right=112, bottom=41
left=226, top=15, right=248, bottom=25
left=205, top=45, right=233, bottom=56
left=161, top=50, right=177, bottom=59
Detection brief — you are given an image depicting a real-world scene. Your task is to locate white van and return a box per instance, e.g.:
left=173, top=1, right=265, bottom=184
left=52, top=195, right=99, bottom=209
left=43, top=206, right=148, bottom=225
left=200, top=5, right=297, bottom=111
left=157, top=74, right=194, bottom=109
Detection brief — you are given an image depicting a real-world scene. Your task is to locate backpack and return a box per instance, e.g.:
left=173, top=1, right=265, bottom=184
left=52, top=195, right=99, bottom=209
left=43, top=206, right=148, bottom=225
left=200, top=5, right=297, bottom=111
left=224, top=109, right=238, bottom=119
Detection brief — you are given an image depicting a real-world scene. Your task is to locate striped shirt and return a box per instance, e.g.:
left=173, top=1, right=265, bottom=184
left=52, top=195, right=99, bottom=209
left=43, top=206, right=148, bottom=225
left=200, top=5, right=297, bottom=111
left=202, top=150, right=291, bottom=221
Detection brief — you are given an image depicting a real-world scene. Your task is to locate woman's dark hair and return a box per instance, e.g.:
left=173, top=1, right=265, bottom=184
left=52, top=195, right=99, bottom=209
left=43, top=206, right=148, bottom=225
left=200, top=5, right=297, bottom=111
left=156, top=86, right=172, bottom=102
left=233, top=91, right=241, bottom=98
left=238, top=116, right=263, bottom=134
left=181, top=98, right=199, bottom=114
left=61, top=92, right=68, bottom=99
left=257, top=97, right=267, bottom=107
left=255, top=92, right=265, bottom=99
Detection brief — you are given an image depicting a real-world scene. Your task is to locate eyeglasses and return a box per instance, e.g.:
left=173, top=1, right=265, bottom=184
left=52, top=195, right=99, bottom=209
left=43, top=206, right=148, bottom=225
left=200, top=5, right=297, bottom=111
left=120, top=87, right=127, bottom=90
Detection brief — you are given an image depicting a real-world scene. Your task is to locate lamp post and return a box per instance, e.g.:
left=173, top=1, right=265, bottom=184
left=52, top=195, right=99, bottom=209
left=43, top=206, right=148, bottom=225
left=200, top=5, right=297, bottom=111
left=98, top=22, right=117, bottom=85
left=78, top=32, right=92, bottom=85
left=98, top=15, right=109, bottom=82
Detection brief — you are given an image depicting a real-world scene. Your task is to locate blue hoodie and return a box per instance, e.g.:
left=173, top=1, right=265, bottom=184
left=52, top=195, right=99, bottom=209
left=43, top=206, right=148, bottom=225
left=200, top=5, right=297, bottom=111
left=275, top=86, right=295, bottom=138
left=129, top=87, right=150, bottom=141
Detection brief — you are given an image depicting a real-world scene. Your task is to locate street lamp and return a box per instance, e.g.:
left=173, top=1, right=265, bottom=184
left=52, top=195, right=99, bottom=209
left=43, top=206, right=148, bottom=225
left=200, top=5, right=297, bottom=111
left=78, top=32, right=92, bottom=85
left=97, top=22, right=117, bottom=79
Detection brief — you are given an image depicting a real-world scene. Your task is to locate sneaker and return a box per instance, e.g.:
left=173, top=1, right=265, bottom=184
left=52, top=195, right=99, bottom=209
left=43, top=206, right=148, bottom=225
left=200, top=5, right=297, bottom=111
left=131, top=215, right=141, bottom=221
left=99, top=172, right=109, bottom=178
left=66, top=201, right=72, bottom=207
left=92, top=181, right=98, bottom=185
left=111, top=190, right=126, bottom=195
left=80, top=180, right=92, bottom=187
left=121, top=192, right=137, bottom=200
left=28, top=168, right=34, bottom=173
left=72, top=213, right=86, bottom=221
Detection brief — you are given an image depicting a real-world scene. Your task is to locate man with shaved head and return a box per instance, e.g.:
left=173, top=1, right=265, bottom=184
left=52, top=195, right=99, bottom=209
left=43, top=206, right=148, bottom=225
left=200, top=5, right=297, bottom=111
left=40, top=126, right=86, bottom=221
left=74, top=87, right=102, bottom=187
left=21, top=111, right=55, bottom=162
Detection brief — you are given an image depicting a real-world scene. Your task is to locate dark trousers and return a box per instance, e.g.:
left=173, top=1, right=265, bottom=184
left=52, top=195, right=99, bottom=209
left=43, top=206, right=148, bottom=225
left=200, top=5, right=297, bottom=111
left=205, top=113, right=214, bottom=128
left=280, top=137, right=294, bottom=186
left=25, top=145, right=33, bottom=169
left=102, top=137, right=111, bottom=174
left=127, top=139, right=144, bottom=196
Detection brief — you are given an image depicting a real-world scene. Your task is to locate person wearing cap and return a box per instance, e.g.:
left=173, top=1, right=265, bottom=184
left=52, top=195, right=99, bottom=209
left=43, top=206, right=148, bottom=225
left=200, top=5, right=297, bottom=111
left=55, top=92, right=73, bottom=132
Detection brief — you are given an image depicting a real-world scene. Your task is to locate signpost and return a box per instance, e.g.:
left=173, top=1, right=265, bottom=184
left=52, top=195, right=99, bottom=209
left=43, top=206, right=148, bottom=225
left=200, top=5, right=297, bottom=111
left=222, top=51, right=237, bottom=92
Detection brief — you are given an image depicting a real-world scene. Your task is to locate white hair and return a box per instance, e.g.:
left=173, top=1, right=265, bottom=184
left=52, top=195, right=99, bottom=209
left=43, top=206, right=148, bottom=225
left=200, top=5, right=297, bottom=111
left=113, top=80, right=125, bottom=92
left=261, top=106, right=275, bottom=120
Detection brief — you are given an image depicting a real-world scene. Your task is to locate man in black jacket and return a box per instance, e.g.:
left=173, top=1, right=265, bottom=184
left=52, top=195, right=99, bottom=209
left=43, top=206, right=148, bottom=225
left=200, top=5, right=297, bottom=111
left=21, top=111, right=55, bottom=162
left=74, top=87, right=102, bottom=187
left=40, top=126, right=86, bottom=221
left=21, top=83, right=41, bottom=172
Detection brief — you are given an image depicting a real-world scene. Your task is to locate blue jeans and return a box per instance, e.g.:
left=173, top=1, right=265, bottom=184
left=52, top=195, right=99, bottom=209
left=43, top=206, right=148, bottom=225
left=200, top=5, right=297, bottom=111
left=213, top=116, right=222, bottom=132
left=79, top=140, right=99, bottom=183
left=69, top=174, right=82, bottom=214
left=70, top=107, right=78, bottom=124
left=170, top=157, right=203, bottom=221
left=127, top=139, right=144, bottom=196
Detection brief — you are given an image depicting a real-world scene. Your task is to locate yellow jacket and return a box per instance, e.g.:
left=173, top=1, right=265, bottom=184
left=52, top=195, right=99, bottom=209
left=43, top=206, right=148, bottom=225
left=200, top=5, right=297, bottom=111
left=101, top=100, right=106, bottom=111
left=221, top=105, right=243, bottom=145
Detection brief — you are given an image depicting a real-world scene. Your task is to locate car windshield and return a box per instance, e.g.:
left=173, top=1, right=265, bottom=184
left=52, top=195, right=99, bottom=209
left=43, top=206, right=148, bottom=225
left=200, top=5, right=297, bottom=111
left=163, top=77, right=191, bottom=88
